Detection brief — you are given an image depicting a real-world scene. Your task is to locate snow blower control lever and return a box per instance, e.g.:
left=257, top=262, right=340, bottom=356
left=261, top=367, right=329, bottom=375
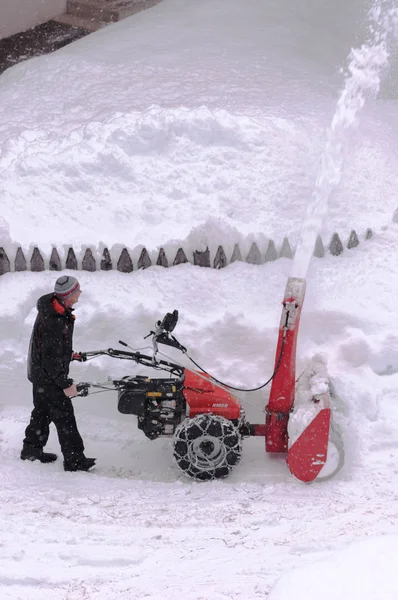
left=76, top=382, right=90, bottom=396
left=73, top=300, right=341, bottom=482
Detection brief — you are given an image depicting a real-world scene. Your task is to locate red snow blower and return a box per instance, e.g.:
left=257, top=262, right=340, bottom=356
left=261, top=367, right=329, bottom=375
left=76, top=277, right=343, bottom=482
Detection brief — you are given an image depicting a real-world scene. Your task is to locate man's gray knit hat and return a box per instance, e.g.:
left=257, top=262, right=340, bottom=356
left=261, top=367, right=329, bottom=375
left=54, top=276, right=80, bottom=299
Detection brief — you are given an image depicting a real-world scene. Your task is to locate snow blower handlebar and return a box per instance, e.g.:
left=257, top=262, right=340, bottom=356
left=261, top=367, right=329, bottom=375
left=76, top=382, right=91, bottom=396
left=75, top=378, right=137, bottom=397
left=74, top=310, right=185, bottom=372
left=72, top=311, right=186, bottom=397
left=76, top=347, right=184, bottom=374
left=144, top=309, right=187, bottom=356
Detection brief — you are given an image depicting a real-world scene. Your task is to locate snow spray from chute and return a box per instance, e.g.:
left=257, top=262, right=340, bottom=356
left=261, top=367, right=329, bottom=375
left=266, top=0, right=397, bottom=482
left=292, top=0, right=396, bottom=280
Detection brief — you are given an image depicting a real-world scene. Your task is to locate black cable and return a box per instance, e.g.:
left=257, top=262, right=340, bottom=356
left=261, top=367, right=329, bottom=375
left=184, top=331, right=286, bottom=393
left=183, top=308, right=291, bottom=393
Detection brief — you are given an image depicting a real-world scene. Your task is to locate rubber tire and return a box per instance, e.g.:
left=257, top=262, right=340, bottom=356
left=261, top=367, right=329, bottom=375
left=173, top=413, right=242, bottom=481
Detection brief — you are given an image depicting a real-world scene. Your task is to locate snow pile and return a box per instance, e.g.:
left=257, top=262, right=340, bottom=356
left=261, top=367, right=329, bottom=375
left=0, top=0, right=398, bottom=251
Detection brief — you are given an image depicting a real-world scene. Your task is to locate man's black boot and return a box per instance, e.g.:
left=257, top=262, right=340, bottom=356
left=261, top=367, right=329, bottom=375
left=21, top=447, right=58, bottom=463
left=39, top=452, right=58, bottom=463
left=64, top=456, right=96, bottom=472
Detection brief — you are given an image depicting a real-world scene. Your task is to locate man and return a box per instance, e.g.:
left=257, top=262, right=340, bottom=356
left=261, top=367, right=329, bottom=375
left=21, top=275, right=96, bottom=472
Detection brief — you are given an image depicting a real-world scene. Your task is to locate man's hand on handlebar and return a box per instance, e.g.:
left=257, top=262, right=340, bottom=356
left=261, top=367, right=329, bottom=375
left=71, top=352, right=87, bottom=362
left=64, top=383, right=90, bottom=398
left=64, top=384, right=78, bottom=398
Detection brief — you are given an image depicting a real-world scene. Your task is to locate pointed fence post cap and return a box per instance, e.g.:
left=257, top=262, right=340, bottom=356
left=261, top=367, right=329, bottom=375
left=264, top=240, right=277, bottom=262
left=347, top=230, right=359, bottom=249
left=246, top=242, right=262, bottom=265
left=313, top=235, right=325, bottom=258
left=230, top=243, right=242, bottom=263
left=329, top=233, right=344, bottom=256
left=279, top=237, right=293, bottom=259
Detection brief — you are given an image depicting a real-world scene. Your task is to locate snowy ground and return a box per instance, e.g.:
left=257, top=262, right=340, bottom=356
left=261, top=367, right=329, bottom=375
left=1, top=0, right=398, bottom=598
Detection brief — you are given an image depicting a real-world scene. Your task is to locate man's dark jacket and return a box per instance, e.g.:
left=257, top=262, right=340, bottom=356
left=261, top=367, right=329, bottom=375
left=28, top=293, right=75, bottom=389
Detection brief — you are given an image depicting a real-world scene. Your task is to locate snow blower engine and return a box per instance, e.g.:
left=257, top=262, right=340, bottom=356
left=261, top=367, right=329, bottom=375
left=76, top=277, right=343, bottom=482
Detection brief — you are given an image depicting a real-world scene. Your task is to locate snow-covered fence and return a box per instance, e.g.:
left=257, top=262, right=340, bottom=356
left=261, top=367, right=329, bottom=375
left=0, top=229, right=373, bottom=275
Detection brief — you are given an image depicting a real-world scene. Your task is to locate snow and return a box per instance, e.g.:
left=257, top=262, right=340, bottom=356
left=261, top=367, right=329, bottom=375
left=1, top=0, right=398, bottom=598
left=293, top=10, right=391, bottom=278
left=1, top=0, right=398, bottom=253
left=269, top=536, right=398, bottom=600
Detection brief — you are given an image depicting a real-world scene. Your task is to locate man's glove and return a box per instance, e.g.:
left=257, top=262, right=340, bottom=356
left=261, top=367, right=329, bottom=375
left=71, top=352, right=87, bottom=362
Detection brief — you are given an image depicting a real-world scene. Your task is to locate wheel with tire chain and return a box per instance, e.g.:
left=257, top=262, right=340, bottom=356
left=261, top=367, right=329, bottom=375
left=173, top=413, right=243, bottom=480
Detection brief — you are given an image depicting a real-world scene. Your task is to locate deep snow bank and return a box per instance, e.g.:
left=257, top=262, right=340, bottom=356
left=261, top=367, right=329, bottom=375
left=0, top=0, right=397, bottom=250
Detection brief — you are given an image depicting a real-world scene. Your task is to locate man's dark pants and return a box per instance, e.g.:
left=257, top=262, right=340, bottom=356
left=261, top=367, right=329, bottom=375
left=23, top=384, right=84, bottom=464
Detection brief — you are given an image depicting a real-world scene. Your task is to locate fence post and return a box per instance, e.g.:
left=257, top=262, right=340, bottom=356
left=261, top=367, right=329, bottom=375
left=31, top=247, right=45, bottom=271
left=193, top=247, right=210, bottom=267
left=265, top=240, right=277, bottom=262
left=49, top=248, right=61, bottom=270
left=213, top=246, right=227, bottom=269
left=82, top=248, right=96, bottom=271
left=173, top=248, right=188, bottom=266
left=230, top=244, right=242, bottom=263
left=313, top=235, right=325, bottom=258
left=246, top=242, right=262, bottom=264
left=0, top=248, right=10, bottom=275
left=101, top=248, right=112, bottom=271
left=138, top=248, right=152, bottom=269
left=329, top=233, right=344, bottom=256
left=66, top=248, right=78, bottom=269
left=156, top=248, right=168, bottom=267
left=15, top=247, right=27, bottom=271
left=117, top=248, right=133, bottom=272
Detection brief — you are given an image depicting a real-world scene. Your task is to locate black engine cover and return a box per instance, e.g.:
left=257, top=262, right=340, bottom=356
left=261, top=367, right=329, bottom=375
left=118, top=389, right=146, bottom=416
left=116, top=376, right=185, bottom=440
left=117, top=376, right=181, bottom=415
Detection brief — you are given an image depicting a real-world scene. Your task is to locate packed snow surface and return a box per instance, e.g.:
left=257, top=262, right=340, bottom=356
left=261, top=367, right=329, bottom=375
left=1, top=0, right=398, bottom=599
left=270, top=536, right=398, bottom=600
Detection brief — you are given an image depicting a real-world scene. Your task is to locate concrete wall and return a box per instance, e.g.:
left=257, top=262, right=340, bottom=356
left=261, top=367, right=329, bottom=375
left=0, top=0, right=67, bottom=39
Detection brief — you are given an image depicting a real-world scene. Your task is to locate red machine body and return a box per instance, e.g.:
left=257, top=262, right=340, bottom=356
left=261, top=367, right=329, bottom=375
left=183, top=369, right=241, bottom=420
left=265, top=278, right=306, bottom=453
left=287, top=400, right=331, bottom=482
left=265, top=277, right=332, bottom=482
